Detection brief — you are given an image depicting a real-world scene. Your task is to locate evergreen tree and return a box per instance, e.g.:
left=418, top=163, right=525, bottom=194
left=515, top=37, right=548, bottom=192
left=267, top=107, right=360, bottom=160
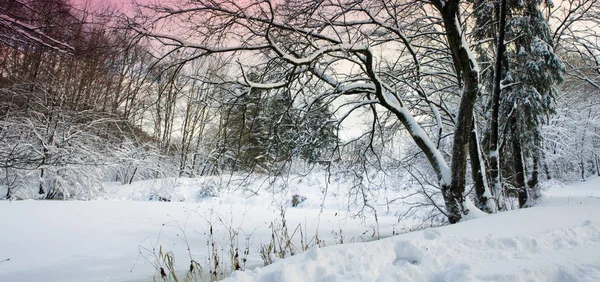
left=261, top=89, right=298, bottom=166
left=298, top=98, right=337, bottom=164
left=475, top=0, right=564, bottom=208
left=503, top=0, right=563, bottom=206
left=218, top=86, right=266, bottom=171
left=217, top=84, right=338, bottom=172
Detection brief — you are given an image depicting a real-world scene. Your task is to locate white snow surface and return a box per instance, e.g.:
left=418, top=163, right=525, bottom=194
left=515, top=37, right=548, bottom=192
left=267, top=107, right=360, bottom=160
left=1, top=176, right=599, bottom=281
left=0, top=174, right=410, bottom=282
left=226, top=177, right=600, bottom=282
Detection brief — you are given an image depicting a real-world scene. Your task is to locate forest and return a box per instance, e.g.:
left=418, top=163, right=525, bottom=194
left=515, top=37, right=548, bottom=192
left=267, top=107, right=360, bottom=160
left=1, top=0, right=600, bottom=281
left=2, top=0, right=599, bottom=219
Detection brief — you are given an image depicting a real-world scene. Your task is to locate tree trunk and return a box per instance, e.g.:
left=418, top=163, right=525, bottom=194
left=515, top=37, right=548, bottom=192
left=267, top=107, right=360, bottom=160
left=543, top=147, right=552, bottom=180
left=434, top=0, right=482, bottom=223
left=128, top=167, right=138, bottom=185
left=580, top=159, right=586, bottom=180
left=488, top=0, right=507, bottom=208
left=528, top=149, right=541, bottom=201
left=39, top=168, right=45, bottom=195
left=469, top=120, right=495, bottom=212
left=5, top=168, right=12, bottom=199
left=512, top=132, right=527, bottom=208
left=579, top=126, right=587, bottom=180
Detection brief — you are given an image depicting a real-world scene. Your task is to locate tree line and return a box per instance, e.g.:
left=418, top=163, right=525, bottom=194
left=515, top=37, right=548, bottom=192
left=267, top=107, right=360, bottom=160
left=1, top=0, right=599, bottom=224
left=130, top=0, right=600, bottom=223
left=0, top=0, right=337, bottom=199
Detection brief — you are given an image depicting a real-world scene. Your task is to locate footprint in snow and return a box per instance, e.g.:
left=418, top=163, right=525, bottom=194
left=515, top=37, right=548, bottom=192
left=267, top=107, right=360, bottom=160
left=393, top=241, right=423, bottom=266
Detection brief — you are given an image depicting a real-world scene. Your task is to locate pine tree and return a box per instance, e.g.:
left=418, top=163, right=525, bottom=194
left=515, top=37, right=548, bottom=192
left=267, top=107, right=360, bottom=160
left=219, top=87, right=266, bottom=171
left=502, top=0, right=563, bottom=206
left=217, top=84, right=338, bottom=172
left=298, top=98, right=337, bottom=164
left=261, top=89, right=298, bottom=166
left=475, top=0, right=563, bottom=208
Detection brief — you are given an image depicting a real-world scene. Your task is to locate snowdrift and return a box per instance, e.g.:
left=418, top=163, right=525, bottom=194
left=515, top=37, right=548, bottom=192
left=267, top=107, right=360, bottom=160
left=226, top=178, right=600, bottom=282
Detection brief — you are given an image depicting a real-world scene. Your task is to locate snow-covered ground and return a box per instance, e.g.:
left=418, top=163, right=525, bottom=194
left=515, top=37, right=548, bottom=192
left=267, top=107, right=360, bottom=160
left=0, top=173, right=410, bottom=282
left=227, top=178, right=600, bottom=282
left=1, top=176, right=599, bottom=281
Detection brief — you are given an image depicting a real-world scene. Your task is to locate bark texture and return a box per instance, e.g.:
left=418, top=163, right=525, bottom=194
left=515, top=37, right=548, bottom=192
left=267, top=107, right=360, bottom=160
left=433, top=0, right=481, bottom=223
left=488, top=0, right=507, bottom=206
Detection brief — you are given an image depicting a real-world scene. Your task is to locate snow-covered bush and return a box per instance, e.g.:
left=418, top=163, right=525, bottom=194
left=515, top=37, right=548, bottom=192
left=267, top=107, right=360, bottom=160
left=0, top=93, right=176, bottom=199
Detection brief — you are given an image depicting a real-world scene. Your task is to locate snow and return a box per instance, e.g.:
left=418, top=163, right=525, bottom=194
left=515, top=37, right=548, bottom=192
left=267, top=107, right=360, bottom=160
left=460, top=197, right=489, bottom=221
left=0, top=14, right=74, bottom=52
left=0, top=174, right=408, bottom=282
left=456, top=16, right=480, bottom=74
left=271, top=40, right=368, bottom=66
left=225, top=177, right=600, bottom=282
left=395, top=104, right=452, bottom=186
left=1, top=176, right=599, bottom=281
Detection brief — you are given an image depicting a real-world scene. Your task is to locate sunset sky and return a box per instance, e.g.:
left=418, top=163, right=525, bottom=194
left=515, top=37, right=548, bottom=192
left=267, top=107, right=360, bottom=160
left=71, top=0, right=139, bottom=12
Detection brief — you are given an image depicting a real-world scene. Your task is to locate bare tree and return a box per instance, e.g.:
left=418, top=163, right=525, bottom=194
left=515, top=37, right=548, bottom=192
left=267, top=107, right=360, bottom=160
left=0, top=0, right=75, bottom=53
left=131, top=0, right=502, bottom=223
left=0, top=0, right=176, bottom=198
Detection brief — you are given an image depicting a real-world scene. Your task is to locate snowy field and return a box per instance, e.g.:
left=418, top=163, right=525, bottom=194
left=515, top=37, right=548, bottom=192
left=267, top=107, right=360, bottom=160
left=1, top=176, right=599, bottom=281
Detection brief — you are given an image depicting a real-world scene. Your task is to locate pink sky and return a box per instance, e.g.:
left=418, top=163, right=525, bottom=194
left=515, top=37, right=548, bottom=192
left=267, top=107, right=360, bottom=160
left=71, top=0, right=140, bottom=13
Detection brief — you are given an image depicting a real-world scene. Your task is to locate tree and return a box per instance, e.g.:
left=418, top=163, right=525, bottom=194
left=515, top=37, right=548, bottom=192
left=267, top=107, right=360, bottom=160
left=132, top=0, right=498, bottom=223
left=473, top=0, right=507, bottom=211
left=218, top=85, right=266, bottom=172
left=500, top=0, right=562, bottom=207
left=0, top=0, right=175, bottom=198
left=298, top=97, right=338, bottom=164
left=546, top=0, right=600, bottom=181
left=474, top=0, right=564, bottom=208
left=0, top=0, right=75, bottom=53
left=212, top=74, right=338, bottom=173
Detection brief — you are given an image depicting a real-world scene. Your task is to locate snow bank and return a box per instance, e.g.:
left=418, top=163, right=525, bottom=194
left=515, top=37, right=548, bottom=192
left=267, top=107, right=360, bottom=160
left=225, top=178, right=600, bottom=282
